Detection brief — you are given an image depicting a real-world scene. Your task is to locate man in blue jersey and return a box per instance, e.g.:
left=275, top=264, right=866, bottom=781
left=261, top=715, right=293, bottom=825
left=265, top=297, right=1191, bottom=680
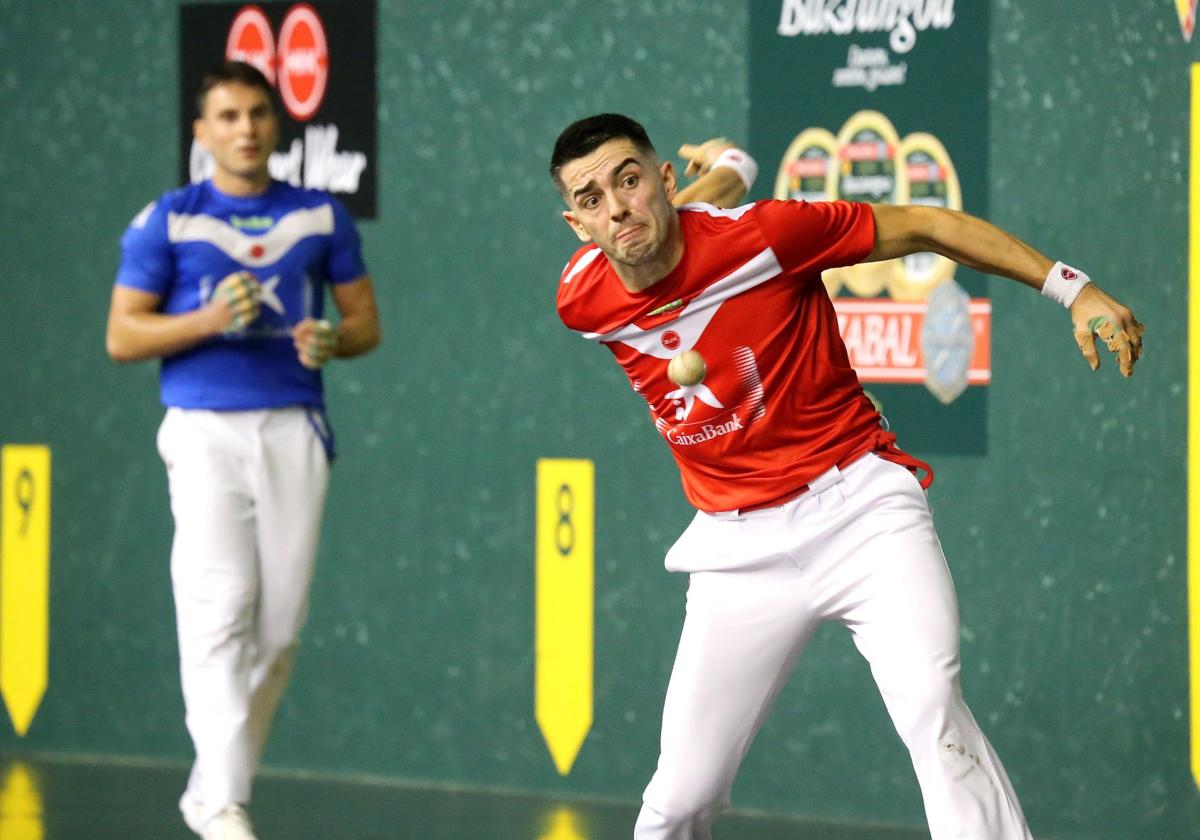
left=106, top=61, right=380, bottom=840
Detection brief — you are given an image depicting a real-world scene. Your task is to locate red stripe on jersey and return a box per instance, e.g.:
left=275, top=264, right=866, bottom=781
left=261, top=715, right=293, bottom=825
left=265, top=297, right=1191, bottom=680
left=556, top=199, right=930, bottom=512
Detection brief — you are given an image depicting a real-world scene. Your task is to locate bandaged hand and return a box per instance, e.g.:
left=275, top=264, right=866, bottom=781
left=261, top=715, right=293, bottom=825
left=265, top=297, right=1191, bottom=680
left=212, top=271, right=262, bottom=333
left=1069, top=284, right=1145, bottom=378
left=293, top=318, right=338, bottom=369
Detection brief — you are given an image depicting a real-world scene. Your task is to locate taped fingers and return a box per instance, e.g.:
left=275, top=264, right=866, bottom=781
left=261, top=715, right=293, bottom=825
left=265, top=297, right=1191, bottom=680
left=216, top=272, right=262, bottom=333
left=1086, top=315, right=1145, bottom=377
left=299, top=320, right=337, bottom=369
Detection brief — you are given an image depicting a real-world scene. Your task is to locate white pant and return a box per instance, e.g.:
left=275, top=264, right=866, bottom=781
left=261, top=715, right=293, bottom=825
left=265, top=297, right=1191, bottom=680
left=635, top=454, right=1032, bottom=840
left=157, top=407, right=330, bottom=819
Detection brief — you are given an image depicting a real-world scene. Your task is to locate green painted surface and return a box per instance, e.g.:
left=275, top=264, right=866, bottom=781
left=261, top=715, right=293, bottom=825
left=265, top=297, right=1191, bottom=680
left=0, top=1, right=1196, bottom=837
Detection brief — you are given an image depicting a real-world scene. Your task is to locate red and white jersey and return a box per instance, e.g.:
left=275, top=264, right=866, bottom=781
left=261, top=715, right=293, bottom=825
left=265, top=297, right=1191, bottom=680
left=557, top=199, right=929, bottom=513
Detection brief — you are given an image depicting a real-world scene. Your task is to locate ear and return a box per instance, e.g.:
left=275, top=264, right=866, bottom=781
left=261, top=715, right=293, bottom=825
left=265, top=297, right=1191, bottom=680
left=193, top=117, right=209, bottom=151
left=561, top=211, right=593, bottom=243
left=660, top=160, right=678, bottom=202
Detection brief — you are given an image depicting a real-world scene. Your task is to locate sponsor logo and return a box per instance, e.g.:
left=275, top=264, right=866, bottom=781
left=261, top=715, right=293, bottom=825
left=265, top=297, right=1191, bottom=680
left=1177, top=0, right=1197, bottom=41
left=277, top=4, right=330, bottom=121
left=226, top=5, right=276, bottom=83
left=666, top=414, right=745, bottom=446
left=1061, top=267, right=1078, bottom=281
left=662, top=330, right=681, bottom=350
left=230, top=214, right=274, bottom=230
left=777, top=0, right=957, bottom=54
left=834, top=298, right=991, bottom=388
left=657, top=346, right=767, bottom=444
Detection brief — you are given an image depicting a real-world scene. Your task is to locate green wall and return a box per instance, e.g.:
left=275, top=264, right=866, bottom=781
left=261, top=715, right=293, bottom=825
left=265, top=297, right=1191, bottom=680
left=0, top=1, right=1196, bottom=837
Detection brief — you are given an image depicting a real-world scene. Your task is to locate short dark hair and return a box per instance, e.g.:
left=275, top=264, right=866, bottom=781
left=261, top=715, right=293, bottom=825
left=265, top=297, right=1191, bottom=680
left=549, top=113, right=656, bottom=193
left=196, top=61, right=275, bottom=116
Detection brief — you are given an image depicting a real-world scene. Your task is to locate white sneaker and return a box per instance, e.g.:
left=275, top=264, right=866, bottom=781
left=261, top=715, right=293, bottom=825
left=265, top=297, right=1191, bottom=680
left=201, top=805, right=257, bottom=840
left=179, top=792, right=206, bottom=835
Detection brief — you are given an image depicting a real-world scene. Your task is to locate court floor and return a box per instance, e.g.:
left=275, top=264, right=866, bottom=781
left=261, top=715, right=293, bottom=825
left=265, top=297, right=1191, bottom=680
left=0, top=752, right=929, bottom=840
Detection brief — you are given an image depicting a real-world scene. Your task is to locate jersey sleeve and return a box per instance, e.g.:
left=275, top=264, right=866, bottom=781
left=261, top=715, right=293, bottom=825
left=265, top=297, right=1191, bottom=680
left=114, top=199, right=174, bottom=295
left=324, top=197, right=367, bottom=284
left=755, top=199, right=875, bottom=277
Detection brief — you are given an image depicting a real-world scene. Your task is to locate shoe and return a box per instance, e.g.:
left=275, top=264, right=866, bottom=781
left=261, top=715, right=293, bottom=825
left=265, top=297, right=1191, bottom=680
left=201, top=805, right=257, bottom=840
left=179, top=792, right=206, bottom=835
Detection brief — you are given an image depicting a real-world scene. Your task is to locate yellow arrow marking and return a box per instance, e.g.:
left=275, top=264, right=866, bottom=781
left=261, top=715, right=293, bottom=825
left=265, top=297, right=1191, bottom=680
left=535, top=459, right=594, bottom=776
left=1, top=445, right=51, bottom=737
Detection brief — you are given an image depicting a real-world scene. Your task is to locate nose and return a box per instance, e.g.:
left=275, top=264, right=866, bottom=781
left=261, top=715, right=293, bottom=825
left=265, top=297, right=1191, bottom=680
left=608, top=191, right=630, bottom=222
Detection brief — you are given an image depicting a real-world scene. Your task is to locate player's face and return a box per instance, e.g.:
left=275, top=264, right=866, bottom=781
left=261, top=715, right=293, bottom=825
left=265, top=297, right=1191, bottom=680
left=194, top=82, right=279, bottom=186
left=560, top=139, right=679, bottom=270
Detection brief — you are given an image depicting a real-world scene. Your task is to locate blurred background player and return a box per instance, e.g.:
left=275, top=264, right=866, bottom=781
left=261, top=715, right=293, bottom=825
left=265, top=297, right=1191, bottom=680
left=549, top=113, right=1142, bottom=840
left=105, top=61, right=380, bottom=840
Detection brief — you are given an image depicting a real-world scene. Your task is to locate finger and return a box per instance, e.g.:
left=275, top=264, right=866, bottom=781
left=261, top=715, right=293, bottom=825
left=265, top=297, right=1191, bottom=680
left=678, top=143, right=701, bottom=161
left=1129, top=320, right=1145, bottom=360
left=1074, top=329, right=1100, bottom=370
left=1117, top=340, right=1134, bottom=377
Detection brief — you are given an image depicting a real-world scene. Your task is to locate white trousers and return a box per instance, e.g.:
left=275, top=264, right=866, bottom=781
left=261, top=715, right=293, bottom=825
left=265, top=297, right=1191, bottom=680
left=157, top=407, right=329, bottom=820
left=635, top=454, right=1032, bottom=840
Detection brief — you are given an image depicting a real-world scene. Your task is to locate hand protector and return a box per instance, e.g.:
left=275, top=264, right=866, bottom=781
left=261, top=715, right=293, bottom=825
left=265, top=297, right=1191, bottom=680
left=214, top=271, right=262, bottom=333
left=296, top=319, right=337, bottom=369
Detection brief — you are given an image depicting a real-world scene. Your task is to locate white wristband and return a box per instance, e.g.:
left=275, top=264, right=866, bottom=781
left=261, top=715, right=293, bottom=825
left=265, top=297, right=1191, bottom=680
left=1040, top=261, right=1091, bottom=308
left=710, top=147, right=758, bottom=192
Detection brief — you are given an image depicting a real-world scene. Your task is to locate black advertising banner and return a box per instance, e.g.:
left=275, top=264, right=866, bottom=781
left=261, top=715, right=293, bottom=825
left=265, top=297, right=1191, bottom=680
left=750, top=0, right=989, bottom=454
left=179, top=0, right=378, bottom=218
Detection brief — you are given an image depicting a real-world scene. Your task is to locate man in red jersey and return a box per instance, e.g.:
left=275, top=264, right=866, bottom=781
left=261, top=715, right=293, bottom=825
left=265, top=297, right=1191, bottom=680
left=549, top=113, right=1142, bottom=840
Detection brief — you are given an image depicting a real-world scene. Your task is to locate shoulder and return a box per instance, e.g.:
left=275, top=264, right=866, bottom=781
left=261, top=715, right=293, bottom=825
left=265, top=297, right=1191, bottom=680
left=273, top=182, right=357, bottom=231
left=555, top=244, right=610, bottom=330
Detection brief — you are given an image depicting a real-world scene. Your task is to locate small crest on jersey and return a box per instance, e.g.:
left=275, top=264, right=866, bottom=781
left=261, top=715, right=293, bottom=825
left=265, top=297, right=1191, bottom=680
left=646, top=298, right=684, bottom=317
left=920, top=279, right=974, bottom=405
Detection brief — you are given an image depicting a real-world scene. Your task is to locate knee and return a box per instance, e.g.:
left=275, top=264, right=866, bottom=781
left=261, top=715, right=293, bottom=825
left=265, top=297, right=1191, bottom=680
left=888, top=668, right=965, bottom=738
left=257, top=637, right=300, bottom=675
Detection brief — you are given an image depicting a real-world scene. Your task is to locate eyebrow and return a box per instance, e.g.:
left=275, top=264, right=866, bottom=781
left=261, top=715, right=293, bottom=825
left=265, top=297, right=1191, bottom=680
left=571, top=157, right=640, bottom=203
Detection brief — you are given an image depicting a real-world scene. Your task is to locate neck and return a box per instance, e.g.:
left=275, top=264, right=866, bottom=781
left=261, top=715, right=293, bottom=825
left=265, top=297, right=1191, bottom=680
left=211, top=167, right=271, bottom=198
left=612, top=213, right=685, bottom=293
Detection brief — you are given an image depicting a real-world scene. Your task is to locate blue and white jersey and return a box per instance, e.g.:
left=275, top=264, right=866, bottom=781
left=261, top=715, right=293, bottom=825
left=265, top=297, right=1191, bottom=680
left=115, top=179, right=366, bottom=410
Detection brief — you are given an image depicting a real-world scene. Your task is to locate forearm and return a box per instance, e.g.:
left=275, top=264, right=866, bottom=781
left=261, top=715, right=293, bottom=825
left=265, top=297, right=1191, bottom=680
left=106, top=307, right=221, bottom=362
left=674, top=168, right=747, bottom=208
left=871, top=204, right=1052, bottom=289
left=333, top=310, right=380, bottom=358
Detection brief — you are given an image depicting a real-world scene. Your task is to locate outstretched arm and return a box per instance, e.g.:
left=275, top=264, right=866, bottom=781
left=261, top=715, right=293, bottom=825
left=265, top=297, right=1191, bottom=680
left=868, top=203, right=1144, bottom=377
left=673, top=138, right=757, bottom=208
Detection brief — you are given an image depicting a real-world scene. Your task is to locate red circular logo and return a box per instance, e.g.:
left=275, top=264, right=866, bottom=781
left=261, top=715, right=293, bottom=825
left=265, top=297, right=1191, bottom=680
left=225, top=6, right=276, bottom=84
left=249, top=244, right=265, bottom=258
left=277, top=4, right=329, bottom=122
left=1061, top=267, right=1078, bottom=281
left=662, top=331, right=681, bottom=351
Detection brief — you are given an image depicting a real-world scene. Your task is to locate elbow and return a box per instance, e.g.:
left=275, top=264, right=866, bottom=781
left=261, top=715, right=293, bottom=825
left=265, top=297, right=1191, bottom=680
left=105, top=332, right=139, bottom=363
left=362, top=322, right=382, bottom=354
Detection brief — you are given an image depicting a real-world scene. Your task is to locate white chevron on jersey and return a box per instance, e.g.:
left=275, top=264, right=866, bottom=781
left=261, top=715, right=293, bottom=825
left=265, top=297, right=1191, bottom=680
left=676, top=200, right=757, bottom=221
left=167, top=205, right=335, bottom=267
left=580, top=247, right=782, bottom=359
